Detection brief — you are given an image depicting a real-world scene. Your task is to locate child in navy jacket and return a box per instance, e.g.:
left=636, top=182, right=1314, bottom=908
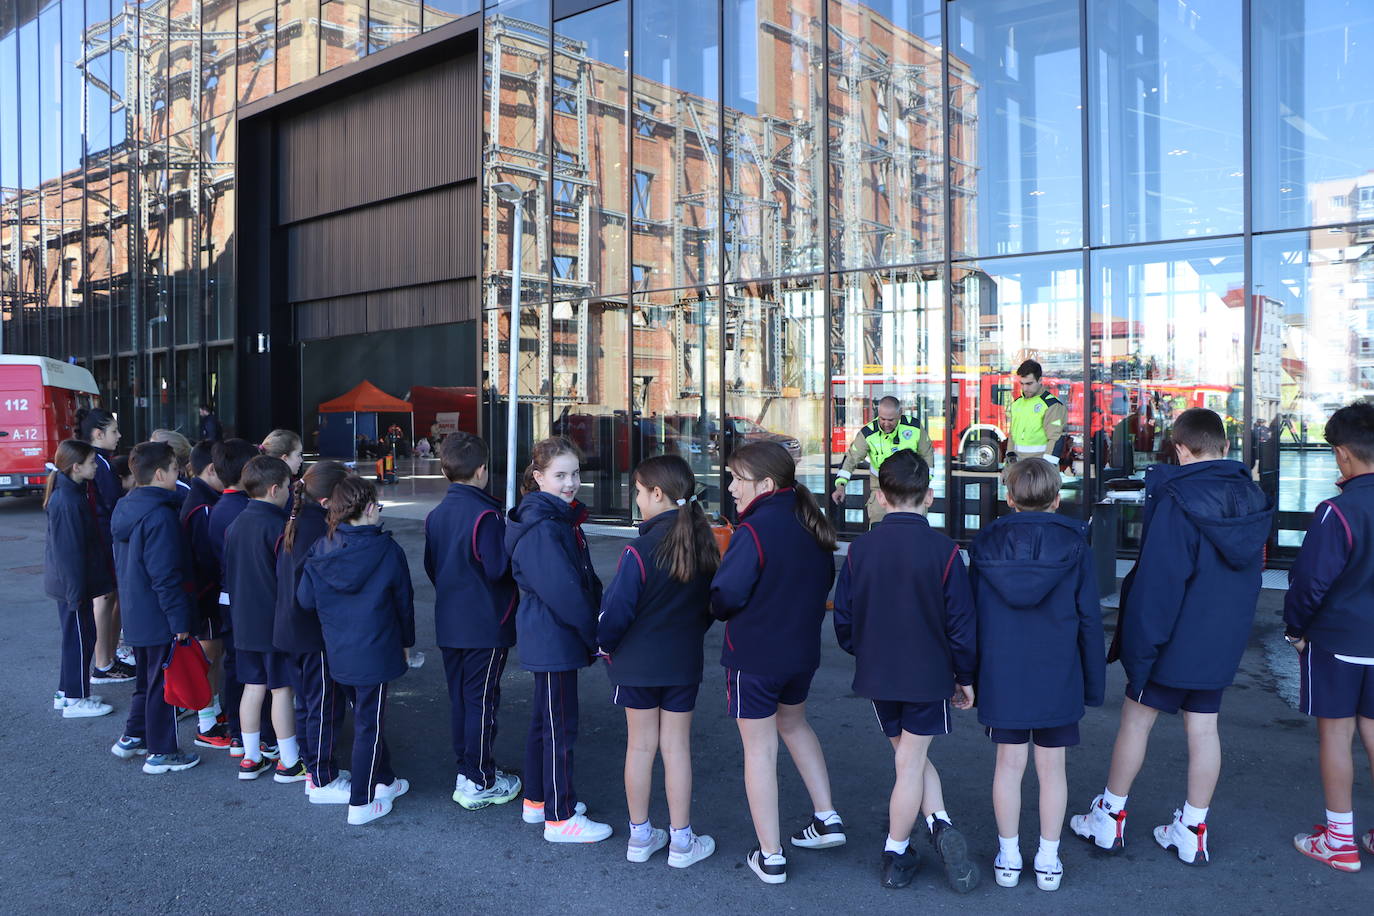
left=506, top=437, right=609, bottom=843
left=597, top=455, right=718, bottom=868
left=710, top=441, right=839, bottom=885
left=1072, top=408, right=1270, bottom=865
left=834, top=450, right=979, bottom=894
left=275, top=460, right=354, bottom=805
left=424, top=433, right=522, bottom=811
left=44, top=440, right=115, bottom=718
left=223, top=455, right=302, bottom=784
left=970, top=459, right=1104, bottom=892
left=1285, top=403, right=1374, bottom=871
left=108, top=442, right=199, bottom=774
left=298, top=476, right=415, bottom=826
left=180, top=440, right=228, bottom=746
left=77, top=406, right=131, bottom=684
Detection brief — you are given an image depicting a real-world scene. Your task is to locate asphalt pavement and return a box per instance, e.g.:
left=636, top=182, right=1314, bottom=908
left=1, top=494, right=1370, bottom=914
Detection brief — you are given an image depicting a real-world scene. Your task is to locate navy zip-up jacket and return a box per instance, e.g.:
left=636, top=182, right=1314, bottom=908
left=711, top=488, right=835, bottom=678
left=425, top=483, right=517, bottom=649
left=1284, top=473, right=1374, bottom=657
left=223, top=500, right=288, bottom=653
left=111, top=486, right=193, bottom=646
left=1119, top=460, right=1272, bottom=691
left=969, top=512, right=1106, bottom=729
left=179, top=477, right=222, bottom=629
left=90, top=447, right=121, bottom=548
left=173, top=477, right=191, bottom=508
left=833, top=512, right=975, bottom=702
left=297, top=524, right=416, bottom=686
left=597, top=509, right=713, bottom=687
left=44, top=472, right=114, bottom=607
left=274, top=501, right=329, bottom=654
left=506, top=493, right=603, bottom=672
left=208, top=489, right=250, bottom=565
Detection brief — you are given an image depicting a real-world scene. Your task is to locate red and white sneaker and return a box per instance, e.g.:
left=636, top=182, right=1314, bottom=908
left=1294, top=825, right=1361, bottom=873
left=544, top=813, right=613, bottom=844
left=1153, top=810, right=1209, bottom=866
left=1069, top=795, right=1126, bottom=853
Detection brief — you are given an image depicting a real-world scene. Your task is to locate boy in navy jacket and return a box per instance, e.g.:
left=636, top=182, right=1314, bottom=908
left=833, top=450, right=979, bottom=893
left=222, top=455, right=302, bottom=783
left=1286, top=403, right=1374, bottom=872
left=1072, top=408, right=1271, bottom=865
left=108, top=442, right=200, bottom=774
left=180, top=440, right=228, bottom=747
left=424, top=433, right=521, bottom=810
left=970, top=459, right=1105, bottom=892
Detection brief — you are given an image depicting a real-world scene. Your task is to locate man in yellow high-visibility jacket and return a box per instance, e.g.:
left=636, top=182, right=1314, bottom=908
left=831, top=396, right=935, bottom=524
left=1006, top=359, right=1068, bottom=464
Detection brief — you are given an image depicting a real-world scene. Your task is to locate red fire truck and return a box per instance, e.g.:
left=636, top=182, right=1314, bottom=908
left=0, top=355, right=101, bottom=497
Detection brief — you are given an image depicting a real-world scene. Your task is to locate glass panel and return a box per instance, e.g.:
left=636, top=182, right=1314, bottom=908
left=61, top=0, right=83, bottom=176
left=368, top=0, right=421, bottom=54
left=1252, top=0, right=1374, bottom=231
left=828, top=0, right=944, bottom=272
left=38, top=0, right=61, bottom=180
left=1088, top=0, right=1243, bottom=245
left=950, top=253, right=1085, bottom=535
left=1253, top=227, right=1374, bottom=550
left=208, top=344, right=236, bottom=436
left=632, top=0, right=720, bottom=291
left=951, top=0, right=1083, bottom=257
left=320, top=0, right=365, bottom=72
left=277, top=0, right=321, bottom=89
left=238, top=0, right=276, bottom=104
left=167, top=1, right=197, bottom=136
left=423, top=0, right=479, bottom=31
left=169, top=128, right=198, bottom=348
left=203, top=0, right=237, bottom=119
left=202, top=114, right=235, bottom=342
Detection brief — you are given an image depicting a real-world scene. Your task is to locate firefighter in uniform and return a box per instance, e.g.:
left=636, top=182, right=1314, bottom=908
left=1006, top=359, right=1068, bottom=464
left=830, top=395, right=935, bottom=525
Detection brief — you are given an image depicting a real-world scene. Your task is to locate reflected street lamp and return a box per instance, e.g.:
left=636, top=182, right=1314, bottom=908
left=492, top=181, right=525, bottom=510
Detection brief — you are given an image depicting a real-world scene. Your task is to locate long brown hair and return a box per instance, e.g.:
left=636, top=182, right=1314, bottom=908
left=283, top=460, right=352, bottom=552
left=260, top=428, right=303, bottom=459
left=729, top=441, right=836, bottom=552
left=634, top=454, right=719, bottom=582
left=521, top=436, right=581, bottom=496
left=326, top=476, right=378, bottom=536
left=44, top=439, right=97, bottom=509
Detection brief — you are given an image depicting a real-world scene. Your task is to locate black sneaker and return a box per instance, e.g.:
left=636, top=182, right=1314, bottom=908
left=274, top=758, right=308, bottom=784
left=746, top=847, right=787, bottom=885
left=881, top=848, right=920, bottom=889
left=261, top=743, right=280, bottom=761
left=194, top=723, right=233, bottom=749
left=929, top=818, right=980, bottom=894
left=110, top=660, right=138, bottom=679
left=238, top=757, right=272, bottom=781
left=790, top=813, right=847, bottom=849
left=91, top=664, right=135, bottom=684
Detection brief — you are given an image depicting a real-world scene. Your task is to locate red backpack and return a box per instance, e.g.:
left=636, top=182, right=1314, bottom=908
left=162, top=638, right=212, bottom=711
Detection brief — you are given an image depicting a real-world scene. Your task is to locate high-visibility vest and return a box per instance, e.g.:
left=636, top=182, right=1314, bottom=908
left=1008, top=392, right=1060, bottom=449
left=861, top=416, right=924, bottom=470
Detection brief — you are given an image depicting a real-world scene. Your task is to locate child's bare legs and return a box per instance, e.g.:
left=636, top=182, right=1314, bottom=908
left=889, top=732, right=933, bottom=844
left=240, top=682, right=267, bottom=747
left=775, top=701, right=835, bottom=814
left=270, top=686, right=296, bottom=742
left=1035, top=746, right=1067, bottom=843
left=1182, top=711, right=1220, bottom=810
left=624, top=707, right=658, bottom=824
left=1317, top=717, right=1357, bottom=813
left=1360, top=716, right=1374, bottom=796
left=92, top=593, right=117, bottom=669
left=1107, top=697, right=1159, bottom=798
left=889, top=737, right=947, bottom=819
left=737, top=716, right=781, bottom=853
left=199, top=639, right=223, bottom=698
left=993, top=743, right=1028, bottom=840
left=660, top=710, right=694, bottom=830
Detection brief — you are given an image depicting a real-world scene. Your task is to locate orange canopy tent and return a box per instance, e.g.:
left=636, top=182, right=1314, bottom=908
left=318, top=380, right=413, bottom=414
left=315, top=380, right=413, bottom=459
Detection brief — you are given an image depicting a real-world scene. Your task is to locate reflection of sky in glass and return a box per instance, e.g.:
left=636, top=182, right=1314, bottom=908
left=556, top=1, right=627, bottom=70
left=633, top=0, right=719, bottom=100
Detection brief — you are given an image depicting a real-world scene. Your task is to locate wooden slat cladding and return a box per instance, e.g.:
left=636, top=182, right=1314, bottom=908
left=294, top=279, right=477, bottom=341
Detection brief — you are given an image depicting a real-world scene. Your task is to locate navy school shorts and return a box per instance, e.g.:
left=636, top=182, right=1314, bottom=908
left=1127, top=680, right=1223, bottom=715
left=725, top=668, right=815, bottom=720
left=985, top=722, right=1080, bottom=747
left=236, top=649, right=292, bottom=689
left=1301, top=643, right=1374, bottom=719
left=872, top=699, right=951, bottom=738
left=612, top=683, right=699, bottom=713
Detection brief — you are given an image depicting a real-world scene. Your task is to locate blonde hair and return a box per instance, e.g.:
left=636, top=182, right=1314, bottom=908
left=1004, top=459, right=1061, bottom=512
left=150, top=429, right=192, bottom=475
left=260, top=429, right=303, bottom=460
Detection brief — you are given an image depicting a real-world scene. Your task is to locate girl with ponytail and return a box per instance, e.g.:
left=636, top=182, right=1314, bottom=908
left=596, top=455, right=719, bottom=867
left=710, top=441, right=842, bottom=884
left=75, top=406, right=131, bottom=682
left=43, top=439, right=115, bottom=718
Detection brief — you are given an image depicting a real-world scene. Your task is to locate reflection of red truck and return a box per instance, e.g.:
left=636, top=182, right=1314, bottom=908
left=0, top=355, right=101, bottom=497
left=407, top=386, right=478, bottom=441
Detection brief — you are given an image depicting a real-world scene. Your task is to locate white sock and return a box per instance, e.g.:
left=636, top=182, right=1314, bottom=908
left=1102, top=789, right=1128, bottom=812
left=279, top=735, right=300, bottom=768
left=997, top=835, right=1021, bottom=866
left=1325, top=809, right=1354, bottom=846
left=243, top=730, right=261, bottom=762
left=814, top=809, right=838, bottom=823
left=1181, top=802, right=1208, bottom=827
left=884, top=836, right=910, bottom=854
left=926, top=810, right=952, bottom=832
left=629, top=820, right=652, bottom=843
left=197, top=695, right=220, bottom=731
left=1035, top=837, right=1060, bottom=868
left=670, top=825, right=693, bottom=850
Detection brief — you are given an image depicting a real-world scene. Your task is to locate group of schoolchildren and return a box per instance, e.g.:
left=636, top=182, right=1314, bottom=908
left=40, top=402, right=1374, bottom=889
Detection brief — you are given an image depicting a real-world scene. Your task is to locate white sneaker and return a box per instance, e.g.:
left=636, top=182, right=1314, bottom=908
left=55, top=692, right=104, bottom=710
left=374, top=778, right=409, bottom=802
left=1034, top=857, right=1063, bottom=891
left=347, top=797, right=393, bottom=825
left=668, top=833, right=716, bottom=869
left=116, top=645, right=134, bottom=666
left=309, top=775, right=353, bottom=805
left=747, top=848, right=787, bottom=884
left=1070, top=795, right=1126, bottom=852
left=626, top=827, right=668, bottom=862
left=544, top=813, right=613, bottom=844
left=454, top=771, right=522, bottom=809
left=62, top=697, right=114, bottom=718
left=523, top=799, right=585, bottom=824
left=994, top=854, right=1022, bottom=888
left=1153, top=809, right=1209, bottom=865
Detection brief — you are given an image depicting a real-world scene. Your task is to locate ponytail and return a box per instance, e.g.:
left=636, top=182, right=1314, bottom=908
left=521, top=436, right=581, bottom=497
left=633, top=454, right=719, bottom=582
left=326, top=476, right=377, bottom=537
left=43, top=440, right=98, bottom=510
left=730, top=441, right=836, bottom=552
left=792, top=483, right=837, bottom=553
left=284, top=460, right=353, bottom=552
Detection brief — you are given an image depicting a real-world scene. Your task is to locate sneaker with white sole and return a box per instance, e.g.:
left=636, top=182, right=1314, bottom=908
left=143, top=752, right=201, bottom=774
left=91, top=664, right=135, bottom=684
left=626, top=827, right=668, bottom=862
left=747, top=848, right=787, bottom=884
left=668, top=833, right=716, bottom=869
left=1034, top=858, right=1063, bottom=891
left=1070, top=795, right=1126, bottom=853
left=523, top=799, right=585, bottom=824
left=309, top=775, right=353, bottom=805
left=880, top=848, right=919, bottom=889
left=274, top=759, right=308, bottom=783
left=544, top=813, right=613, bottom=844
left=1293, top=825, right=1360, bottom=873
left=116, top=645, right=135, bottom=666
left=791, top=813, right=847, bottom=849
left=453, top=771, right=522, bottom=809
left=1153, top=810, right=1208, bottom=866
left=994, top=853, right=1022, bottom=888
left=348, top=797, right=393, bottom=826
left=238, top=757, right=272, bottom=780
left=55, top=692, right=106, bottom=710
left=929, top=818, right=980, bottom=893
left=62, top=697, right=114, bottom=718
left=375, top=778, right=409, bottom=802
left=111, top=735, right=147, bottom=758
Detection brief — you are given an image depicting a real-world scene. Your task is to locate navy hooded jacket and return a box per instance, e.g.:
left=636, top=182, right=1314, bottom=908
left=208, top=489, right=250, bottom=565
left=969, top=512, right=1106, bottom=729
left=1284, top=473, right=1374, bottom=657
left=44, top=472, right=114, bottom=607
left=597, top=509, right=713, bottom=687
left=710, top=488, right=835, bottom=678
left=179, top=477, right=222, bottom=630
left=506, top=492, right=603, bottom=673
left=111, top=486, right=193, bottom=646
left=297, top=524, right=416, bottom=686
left=223, top=500, right=288, bottom=653
left=1119, top=460, right=1272, bottom=691
left=274, top=501, right=330, bottom=654
left=90, top=447, right=121, bottom=548
left=424, top=483, right=517, bottom=649
left=833, top=512, right=975, bottom=702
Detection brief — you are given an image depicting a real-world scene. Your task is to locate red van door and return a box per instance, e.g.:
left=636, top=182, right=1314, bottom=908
left=0, top=367, right=50, bottom=493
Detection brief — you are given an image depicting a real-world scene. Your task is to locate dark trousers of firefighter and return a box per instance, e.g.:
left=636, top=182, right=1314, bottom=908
left=348, top=682, right=396, bottom=807
left=292, top=650, right=347, bottom=786
left=56, top=600, right=96, bottom=699
left=443, top=647, right=508, bottom=789
left=124, top=642, right=177, bottom=755
left=524, top=670, right=580, bottom=821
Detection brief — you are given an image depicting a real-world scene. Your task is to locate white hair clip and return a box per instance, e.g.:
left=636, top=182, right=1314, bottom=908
left=45, top=462, right=58, bottom=472
left=675, top=497, right=686, bottom=506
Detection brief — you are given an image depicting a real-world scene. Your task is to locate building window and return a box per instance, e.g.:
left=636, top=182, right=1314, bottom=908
left=632, top=264, right=652, bottom=291
left=553, top=180, right=577, bottom=218
left=1331, top=195, right=1348, bottom=208
left=554, top=74, right=577, bottom=114
left=553, top=255, right=577, bottom=280
left=633, top=171, right=653, bottom=223
left=634, top=98, right=655, bottom=137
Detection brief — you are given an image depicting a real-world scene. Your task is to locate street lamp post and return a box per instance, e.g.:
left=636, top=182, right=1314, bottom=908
left=491, top=182, right=525, bottom=511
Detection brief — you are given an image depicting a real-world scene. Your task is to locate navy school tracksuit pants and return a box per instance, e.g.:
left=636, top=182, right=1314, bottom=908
left=349, top=682, right=397, bottom=807
left=124, top=642, right=178, bottom=755
left=292, top=650, right=348, bottom=787
left=56, top=600, right=96, bottom=699
left=443, top=647, right=509, bottom=789
left=524, top=670, right=580, bottom=822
